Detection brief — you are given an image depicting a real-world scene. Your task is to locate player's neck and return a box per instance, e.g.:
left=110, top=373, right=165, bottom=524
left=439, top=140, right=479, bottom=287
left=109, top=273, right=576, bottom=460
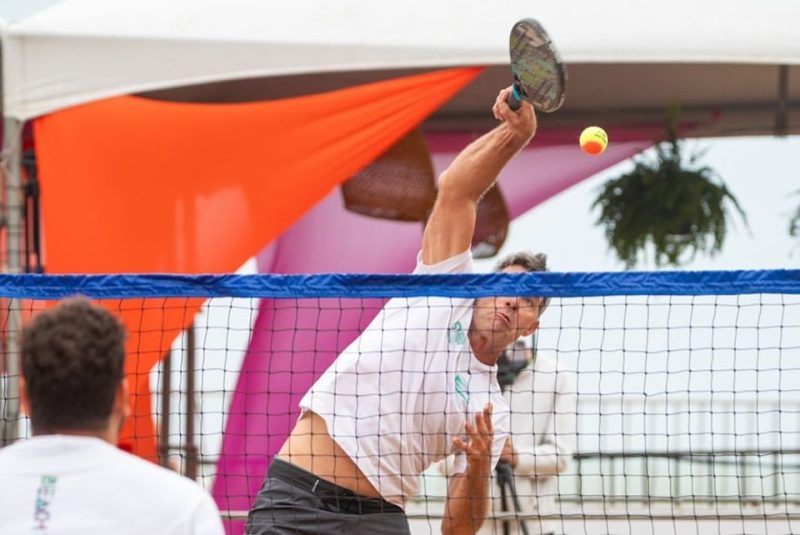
left=468, top=330, right=502, bottom=366
left=32, top=425, right=118, bottom=444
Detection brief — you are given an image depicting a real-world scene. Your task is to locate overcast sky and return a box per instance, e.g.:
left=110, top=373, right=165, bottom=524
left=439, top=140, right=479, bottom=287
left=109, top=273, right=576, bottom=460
left=476, top=135, right=800, bottom=273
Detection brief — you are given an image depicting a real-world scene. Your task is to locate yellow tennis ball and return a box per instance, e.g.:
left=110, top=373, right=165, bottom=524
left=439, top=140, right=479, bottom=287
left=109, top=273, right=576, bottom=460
left=579, top=126, right=608, bottom=155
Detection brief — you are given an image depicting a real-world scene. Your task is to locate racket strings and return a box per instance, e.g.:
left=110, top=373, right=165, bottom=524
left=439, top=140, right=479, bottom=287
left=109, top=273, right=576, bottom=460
left=509, top=19, right=566, bottom=113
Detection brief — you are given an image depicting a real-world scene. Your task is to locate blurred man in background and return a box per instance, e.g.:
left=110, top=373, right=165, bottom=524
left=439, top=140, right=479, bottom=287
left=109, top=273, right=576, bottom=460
left=483, top=340, right=576, bottom=535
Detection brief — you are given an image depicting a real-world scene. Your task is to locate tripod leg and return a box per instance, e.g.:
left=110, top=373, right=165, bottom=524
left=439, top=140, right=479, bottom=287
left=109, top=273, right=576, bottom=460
left=499, top=477, right=510, bottom=535
left=496, top=464, right=512, bottom=535
left=506, top=473, right=530, bottom=535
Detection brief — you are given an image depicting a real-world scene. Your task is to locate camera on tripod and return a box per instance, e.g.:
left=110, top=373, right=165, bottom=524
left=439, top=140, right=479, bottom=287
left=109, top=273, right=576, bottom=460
left=496, top=340, right=533, bottom=393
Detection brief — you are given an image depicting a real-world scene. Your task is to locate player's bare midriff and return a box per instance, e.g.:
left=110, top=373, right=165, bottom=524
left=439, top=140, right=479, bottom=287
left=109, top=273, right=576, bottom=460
left=277, top=411, right=383, bottom=499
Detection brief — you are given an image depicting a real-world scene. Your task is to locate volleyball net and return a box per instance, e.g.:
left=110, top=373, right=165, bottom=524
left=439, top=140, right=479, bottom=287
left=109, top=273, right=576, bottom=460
left=1, top=270, right=799, bottom=534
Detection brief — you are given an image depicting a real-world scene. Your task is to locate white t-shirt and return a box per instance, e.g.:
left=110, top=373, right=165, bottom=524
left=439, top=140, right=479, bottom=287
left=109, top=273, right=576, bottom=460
left=299, top=250, right=510, bottom=507
left=0, top=435, right=224, bottom=535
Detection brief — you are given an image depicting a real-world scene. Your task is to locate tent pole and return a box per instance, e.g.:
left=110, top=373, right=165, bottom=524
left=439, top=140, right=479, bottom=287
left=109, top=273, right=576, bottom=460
left=1, top=118, right=24, bottom=446
left=775, top=65, right=789, bottom=137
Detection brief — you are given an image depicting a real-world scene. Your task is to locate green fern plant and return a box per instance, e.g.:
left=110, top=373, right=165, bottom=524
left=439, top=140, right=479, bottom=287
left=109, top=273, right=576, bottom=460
left=592, top=118, right=748, bottom=269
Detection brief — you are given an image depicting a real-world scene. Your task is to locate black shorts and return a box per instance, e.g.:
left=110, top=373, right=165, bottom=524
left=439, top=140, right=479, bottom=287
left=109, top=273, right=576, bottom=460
left=246, top=458, right=410, bottom=535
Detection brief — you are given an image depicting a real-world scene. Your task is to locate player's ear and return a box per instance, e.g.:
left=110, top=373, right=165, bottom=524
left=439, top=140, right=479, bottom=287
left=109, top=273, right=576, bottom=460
left=19, top=376, right=30, bottom=416
left=116, top=377, right=131, bottom=419
left=521, top=318, right=540, bottom=337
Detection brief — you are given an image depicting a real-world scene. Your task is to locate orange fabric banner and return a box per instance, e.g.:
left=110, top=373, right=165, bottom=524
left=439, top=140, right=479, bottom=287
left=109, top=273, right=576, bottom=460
left=32, top=67, right=483, bottom=459
left=34, top=67, right=481, bottom=274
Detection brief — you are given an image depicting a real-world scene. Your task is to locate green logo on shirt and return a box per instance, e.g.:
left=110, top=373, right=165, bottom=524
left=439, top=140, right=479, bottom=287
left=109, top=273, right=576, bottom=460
left=448, top=320, right=466, bottom=347
left=33, top=474, right=57, bottom=531
left=455, top=374, right=470, bottom=404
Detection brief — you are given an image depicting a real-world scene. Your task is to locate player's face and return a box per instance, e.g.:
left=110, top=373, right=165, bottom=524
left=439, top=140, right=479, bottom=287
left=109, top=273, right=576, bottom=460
left=472, top=265, right=541, bottom=350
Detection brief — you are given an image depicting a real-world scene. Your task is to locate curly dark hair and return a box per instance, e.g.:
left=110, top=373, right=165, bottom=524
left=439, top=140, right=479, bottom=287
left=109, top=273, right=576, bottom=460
left=21, top=297, right=127, bottom=433
left=494, top=251, right=551, bottom=315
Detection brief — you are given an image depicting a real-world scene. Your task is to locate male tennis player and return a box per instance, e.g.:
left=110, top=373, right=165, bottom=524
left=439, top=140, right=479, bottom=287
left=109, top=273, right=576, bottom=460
left=247, top=87, right=545, bottom=535
left=0, top=298, right=224, bottom=535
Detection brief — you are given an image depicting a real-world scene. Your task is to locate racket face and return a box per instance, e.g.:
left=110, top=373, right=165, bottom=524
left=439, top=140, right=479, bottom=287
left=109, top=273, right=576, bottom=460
left=509, top=18, right=567, bottom=113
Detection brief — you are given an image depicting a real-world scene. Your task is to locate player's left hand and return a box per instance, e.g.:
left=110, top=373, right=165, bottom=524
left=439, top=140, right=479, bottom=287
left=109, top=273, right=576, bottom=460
left=452, top=403, right=494, bottom=472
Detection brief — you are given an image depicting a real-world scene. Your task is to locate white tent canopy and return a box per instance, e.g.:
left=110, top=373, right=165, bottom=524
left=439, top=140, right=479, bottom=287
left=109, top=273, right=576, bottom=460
left=3, top=0, right=800, bottom=122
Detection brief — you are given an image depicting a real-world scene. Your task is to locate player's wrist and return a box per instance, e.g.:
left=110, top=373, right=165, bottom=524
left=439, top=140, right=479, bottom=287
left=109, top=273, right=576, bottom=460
left=505, top=116, right=536, bottom=145
left=466, top=456, right=492, bottom=474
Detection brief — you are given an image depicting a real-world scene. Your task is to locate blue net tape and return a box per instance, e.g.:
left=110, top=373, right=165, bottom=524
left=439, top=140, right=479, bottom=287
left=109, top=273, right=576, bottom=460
left=0, top=270, right=797, bottom=299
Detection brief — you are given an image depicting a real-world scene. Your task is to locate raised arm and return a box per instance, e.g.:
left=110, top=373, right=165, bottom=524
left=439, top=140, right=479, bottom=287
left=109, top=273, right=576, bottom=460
left=422, top=88, right=537, bottom=265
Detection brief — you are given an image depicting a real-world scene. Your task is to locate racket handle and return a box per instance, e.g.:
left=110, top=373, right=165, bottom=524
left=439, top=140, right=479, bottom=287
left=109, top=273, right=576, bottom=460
left=507, top=83, right=523, bottom=111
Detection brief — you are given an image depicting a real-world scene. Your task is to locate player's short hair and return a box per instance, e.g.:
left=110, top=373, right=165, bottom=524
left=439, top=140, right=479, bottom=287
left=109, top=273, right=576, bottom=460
left=21, top=297, right=127, bottom=433
left=495, top=251, right=551, bottom=315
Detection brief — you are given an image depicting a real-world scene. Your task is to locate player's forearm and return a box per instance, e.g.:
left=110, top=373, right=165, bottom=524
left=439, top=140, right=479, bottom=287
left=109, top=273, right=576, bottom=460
left=443, top=468, right=490, bottom=535
left=438, top=123, right=529, bottom=204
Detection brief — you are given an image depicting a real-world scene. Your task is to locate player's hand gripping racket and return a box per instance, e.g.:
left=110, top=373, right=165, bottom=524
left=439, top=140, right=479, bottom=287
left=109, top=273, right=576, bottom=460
left=507, top=18, right=567, bottom=113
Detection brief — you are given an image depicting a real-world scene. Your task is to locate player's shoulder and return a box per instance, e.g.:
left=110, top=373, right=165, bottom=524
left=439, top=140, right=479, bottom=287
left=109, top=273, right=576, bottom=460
left=0, top=439, right=19, bottom=458
left=0, top=436, right=62, bottom=465
left=0, top=439, right=22, bottom=468
left=533, top=354, right=577, bottom=390
left=97, top=448, right=222, bottom=533
left=510, top=353, right=571, bottom=392
left=107, top=448, right=211, bottom=498
left=532, top=353, right=559, bottom=372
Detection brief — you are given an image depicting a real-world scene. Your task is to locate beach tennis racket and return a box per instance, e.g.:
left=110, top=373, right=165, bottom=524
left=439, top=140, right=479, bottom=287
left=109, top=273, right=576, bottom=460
left=507, top=18, right=567, bottom=113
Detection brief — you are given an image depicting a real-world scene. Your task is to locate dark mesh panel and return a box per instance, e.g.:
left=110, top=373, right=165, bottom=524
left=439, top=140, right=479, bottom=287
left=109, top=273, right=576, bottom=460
left=341, top=129, right=436, bottom=222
